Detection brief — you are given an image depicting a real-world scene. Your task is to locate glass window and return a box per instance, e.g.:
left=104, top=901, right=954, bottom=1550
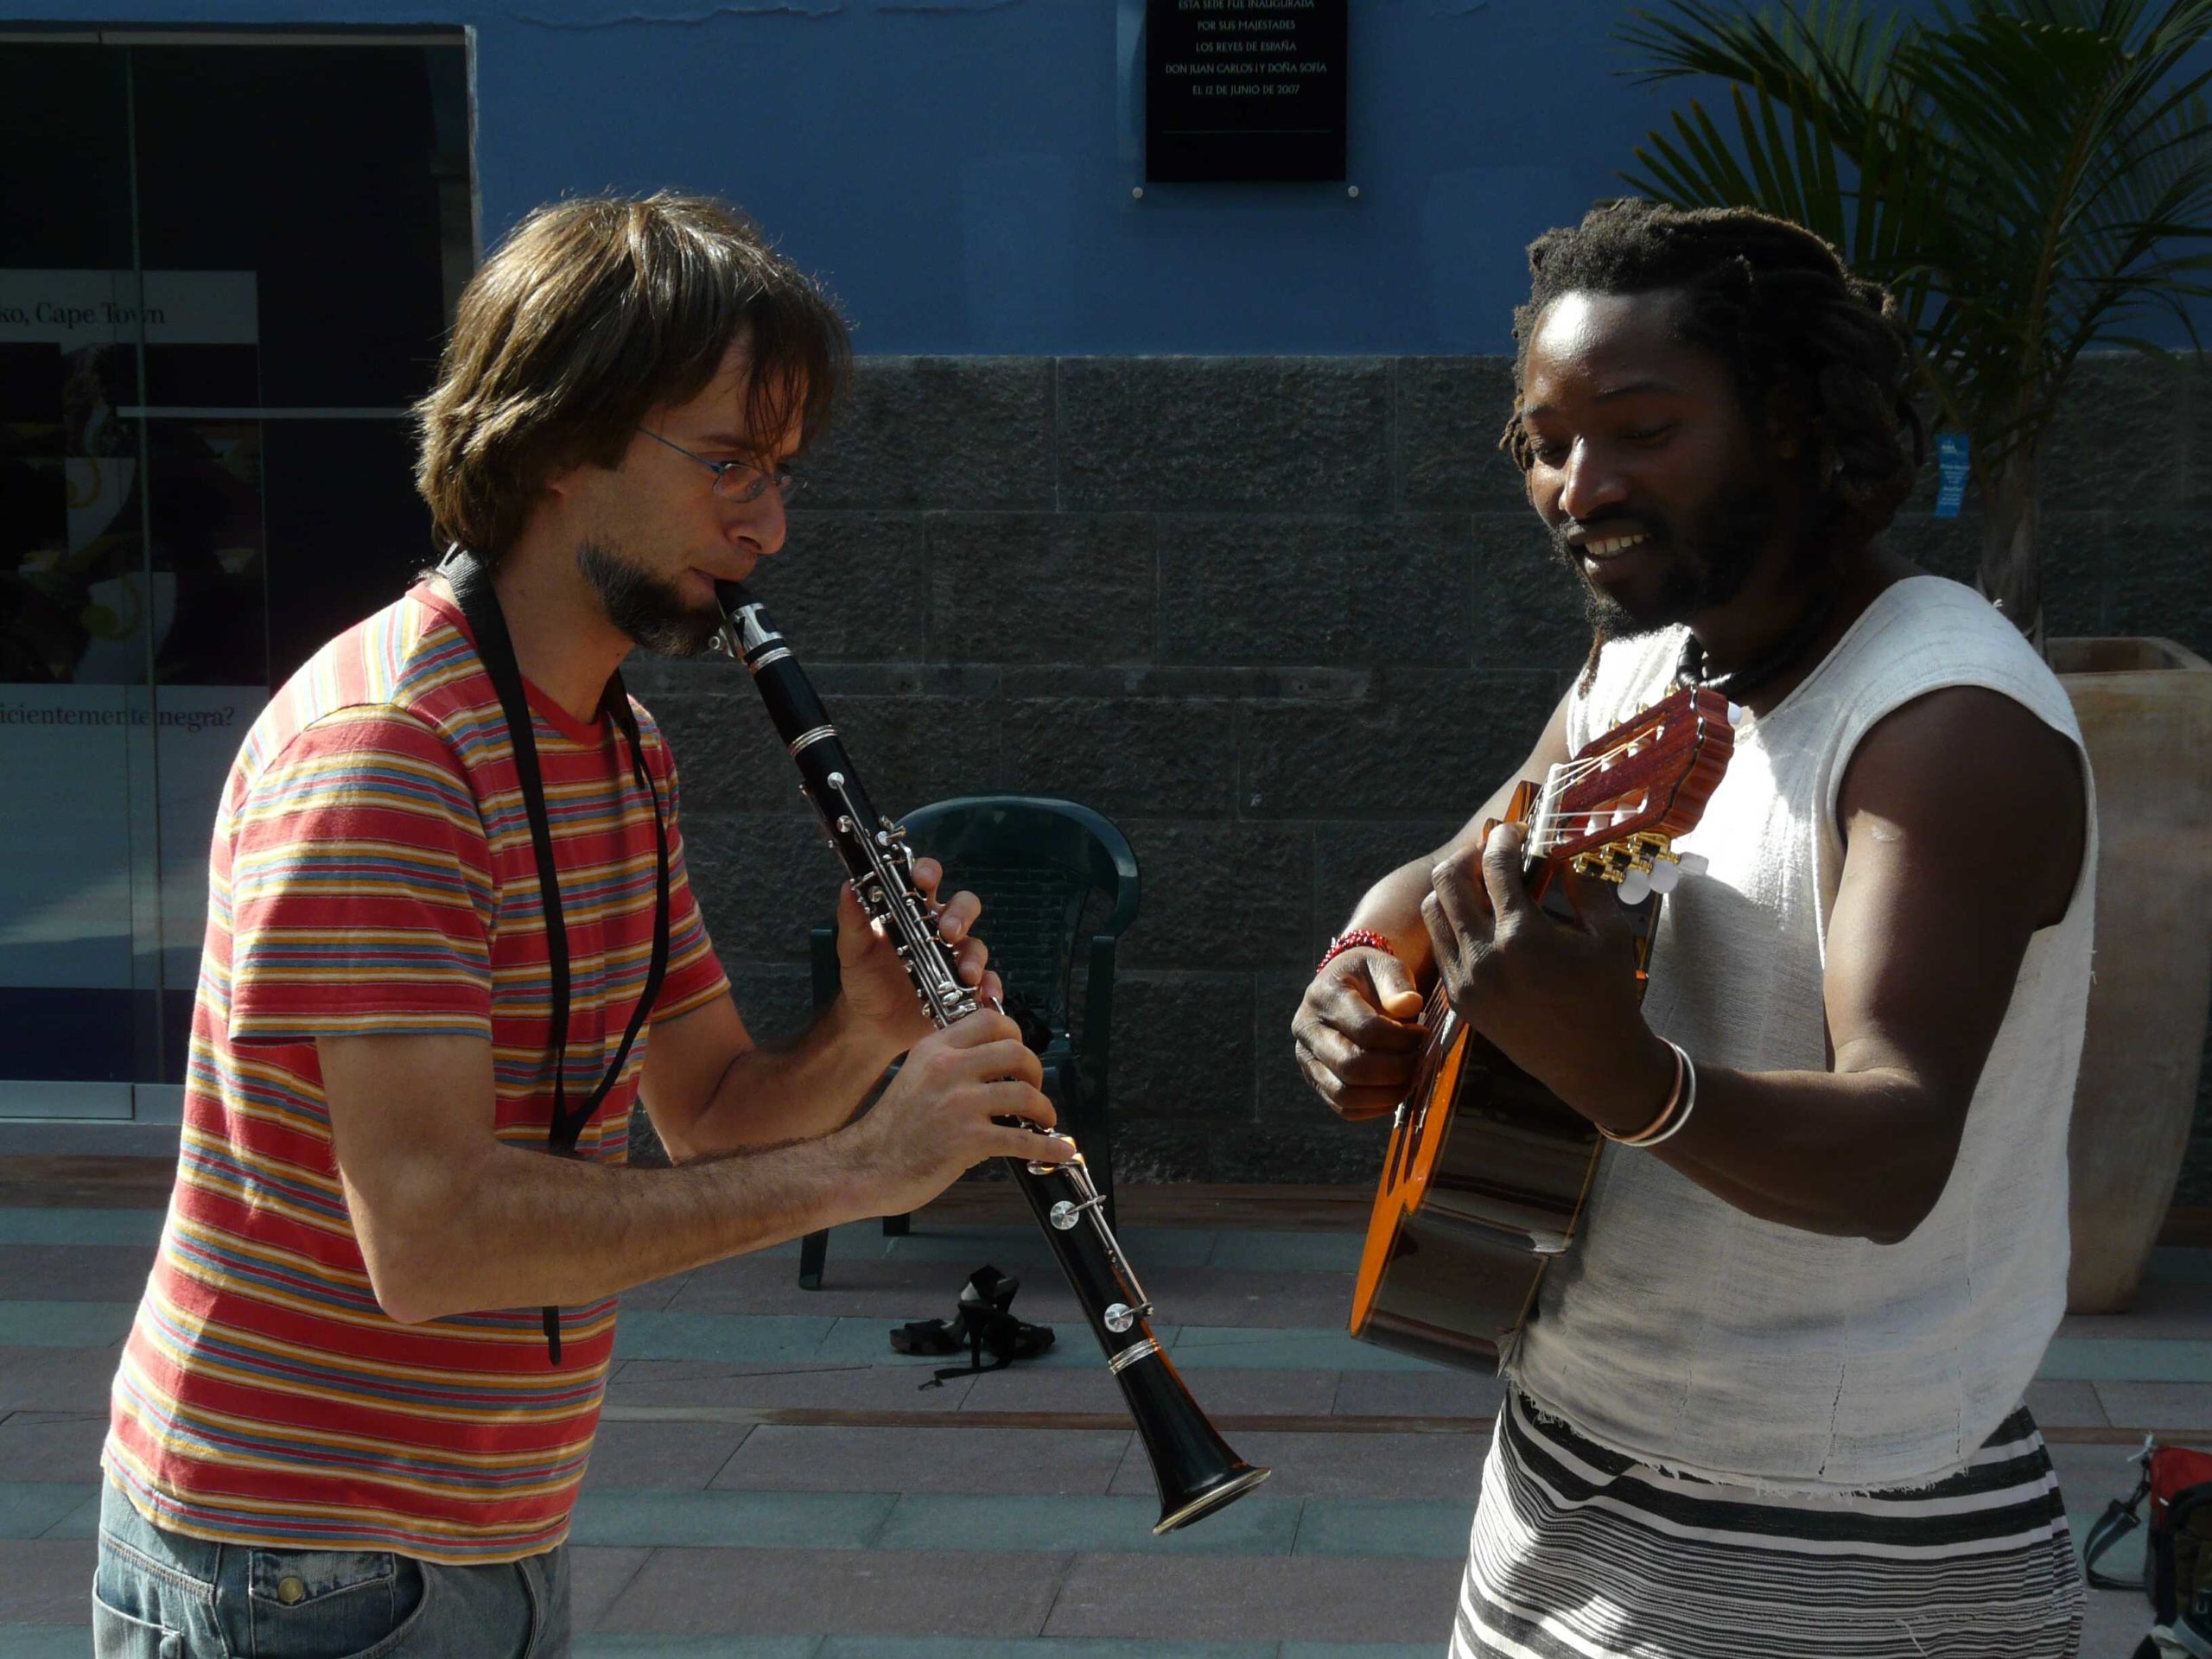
left=0, top=30, right=472, bottom=1120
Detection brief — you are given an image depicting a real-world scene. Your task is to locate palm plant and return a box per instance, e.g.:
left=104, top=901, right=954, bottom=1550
left=1616, top=0, right=2212, bottom=642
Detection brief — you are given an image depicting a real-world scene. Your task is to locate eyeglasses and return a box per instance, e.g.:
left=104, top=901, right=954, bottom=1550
left=636, top=426, right=804, bottom=506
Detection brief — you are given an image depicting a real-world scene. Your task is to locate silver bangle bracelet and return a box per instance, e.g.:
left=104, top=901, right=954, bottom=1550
left=1620, top=1041, right=1698, bottom=1148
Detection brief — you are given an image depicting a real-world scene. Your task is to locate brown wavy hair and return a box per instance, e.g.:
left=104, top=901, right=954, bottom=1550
left=414, top=192, right=849, bottom=559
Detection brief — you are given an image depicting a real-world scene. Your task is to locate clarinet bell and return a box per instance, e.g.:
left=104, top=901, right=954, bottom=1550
left=1119, top=1354, right=1272, bottom=1534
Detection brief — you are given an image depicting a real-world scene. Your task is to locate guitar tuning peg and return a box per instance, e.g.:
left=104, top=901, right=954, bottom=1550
left=1726, top=702, right=1748, bottom=728
left=1618, top=867, right=1653, bottom=904
left=1675, top=852, right=1709, bottom=879
left=1647, top=860, right=1681, bottom=895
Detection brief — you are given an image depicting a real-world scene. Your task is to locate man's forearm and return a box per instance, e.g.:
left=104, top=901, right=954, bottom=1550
left=1442, top=946, right=1967, bottom=1245
left=1343, top=855, right=1446, bottom=980
left=1359, top=850, right=1964, bottom=1243
left=1596, top=1058, right=1962, bottom=1245
left=356, top=1129, right=879, bottom=1324
left=672, top=997, right=902, bottom=1160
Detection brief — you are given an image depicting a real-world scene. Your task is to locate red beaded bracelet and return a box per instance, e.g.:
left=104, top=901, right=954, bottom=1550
left=1316, top=929, right=1396, bottom=976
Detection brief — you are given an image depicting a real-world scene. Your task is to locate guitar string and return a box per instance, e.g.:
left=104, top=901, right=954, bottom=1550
left=1534, top=735, right=1656, bottom=836
left=1531, top=740, right=1681, bottom=852
left=1546, top=734, right=1657, bottom=785
left=1512, top=702, right=1716, bottom=855
left=1543, top=690, right=1722, bottom=796
left=1535, top=711, right=1711, bottom=821
left=1538, top=744, right=1649, bottom=796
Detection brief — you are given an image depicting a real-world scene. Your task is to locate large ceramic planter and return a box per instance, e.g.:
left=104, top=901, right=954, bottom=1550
left=2050, top=637, right=2212, bottom=1313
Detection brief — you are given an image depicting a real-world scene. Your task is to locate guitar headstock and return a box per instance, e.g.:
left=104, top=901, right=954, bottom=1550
left=1524, top=686, right=1733, bottom=901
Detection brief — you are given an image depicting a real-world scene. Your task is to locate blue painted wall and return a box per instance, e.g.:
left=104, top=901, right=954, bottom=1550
left=7, top=1, right=1697, bottom=353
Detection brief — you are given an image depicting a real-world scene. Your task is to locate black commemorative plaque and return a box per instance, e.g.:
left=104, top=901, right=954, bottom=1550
left=1145, top=0, right=1348, bottom=183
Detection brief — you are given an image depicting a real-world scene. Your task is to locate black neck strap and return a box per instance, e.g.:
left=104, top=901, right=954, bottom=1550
left=1675, top=583, right=1840, bottom=705
left=437, top=548, right=672, bottom=1363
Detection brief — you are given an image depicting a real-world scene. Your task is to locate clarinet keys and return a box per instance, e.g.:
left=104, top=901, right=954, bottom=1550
left=712, top=576, right=1268, bottom=1537
left=1103, top=1300, right=1157, bottom=1334
left=1050, top=1193, right=1109, bottom=1230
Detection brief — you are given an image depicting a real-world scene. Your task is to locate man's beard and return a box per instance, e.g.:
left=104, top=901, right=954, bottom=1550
left=577, top=537, right=722, bottom=658
left=1550, top=476, right=1781, bottom=645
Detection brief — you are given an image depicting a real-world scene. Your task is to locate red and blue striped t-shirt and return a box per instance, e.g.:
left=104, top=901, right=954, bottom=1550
left=103, top=580, right=728, bottom=1563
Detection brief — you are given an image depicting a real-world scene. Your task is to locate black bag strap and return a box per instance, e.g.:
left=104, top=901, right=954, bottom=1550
left=2085, top=1469, right=2152, bottom=1592
left=439, top=548, right=672, bottom=1363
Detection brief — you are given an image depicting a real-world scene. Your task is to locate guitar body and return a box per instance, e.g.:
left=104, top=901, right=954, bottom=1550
left=1350, top=887, right=1660, bottom=1371
left=1347, top=688, right=1735, bottom=1371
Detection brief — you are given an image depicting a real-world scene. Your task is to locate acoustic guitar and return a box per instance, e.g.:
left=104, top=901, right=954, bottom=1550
left=1348, top=685, right=1736, bottom=1371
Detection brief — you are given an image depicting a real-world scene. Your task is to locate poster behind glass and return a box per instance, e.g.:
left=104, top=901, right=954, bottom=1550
left=0, top=272, right=268, bottom=1103
left=0, top=37, right=465, bottom=1112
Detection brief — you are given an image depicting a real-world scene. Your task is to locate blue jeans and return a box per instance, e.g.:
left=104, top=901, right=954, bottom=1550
left=92, top=1479, right=571, bottom=1657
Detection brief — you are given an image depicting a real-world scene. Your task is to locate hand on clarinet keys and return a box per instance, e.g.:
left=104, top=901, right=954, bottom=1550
left=835, top=861, right=1000, bottom=1048
left=995, top=1116, right=1080, bottom=1169
left=849, top=1010, right=1073, bottom=1217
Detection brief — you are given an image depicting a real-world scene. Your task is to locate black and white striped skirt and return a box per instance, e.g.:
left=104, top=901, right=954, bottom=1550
left=1454, top=1386, right=2084, bottom=1659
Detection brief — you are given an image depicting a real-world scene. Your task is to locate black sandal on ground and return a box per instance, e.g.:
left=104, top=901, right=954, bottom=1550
left=890, top=1264, right=1055, bottom=1386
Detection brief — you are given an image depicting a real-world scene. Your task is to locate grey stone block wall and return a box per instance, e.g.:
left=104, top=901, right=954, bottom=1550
left=629, top=353, right=2212, bottom=1198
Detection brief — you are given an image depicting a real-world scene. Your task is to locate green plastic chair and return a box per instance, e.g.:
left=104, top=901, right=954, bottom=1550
left=799, top=794, right=1141, bottom=1289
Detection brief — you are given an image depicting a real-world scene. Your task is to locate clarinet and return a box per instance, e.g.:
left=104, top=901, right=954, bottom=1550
left=712, top=581, right=1270, bottom=1535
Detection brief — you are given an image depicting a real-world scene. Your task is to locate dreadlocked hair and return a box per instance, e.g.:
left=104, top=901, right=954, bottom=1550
left=1501, top=200, right=1925, bottom=550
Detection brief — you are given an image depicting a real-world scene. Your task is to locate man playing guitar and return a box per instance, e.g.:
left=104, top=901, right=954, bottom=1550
left=1292, top=201, right=2093, bottom=1659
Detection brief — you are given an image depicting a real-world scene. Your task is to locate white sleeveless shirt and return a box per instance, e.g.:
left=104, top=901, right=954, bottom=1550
left=1509, top=575, right=2095, bottom=1492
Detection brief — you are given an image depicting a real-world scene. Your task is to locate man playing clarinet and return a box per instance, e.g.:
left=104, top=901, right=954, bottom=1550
left=93, top=192, right=1066, bottom=1656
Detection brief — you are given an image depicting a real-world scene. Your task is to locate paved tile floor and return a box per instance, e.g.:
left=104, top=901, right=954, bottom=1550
left=0, top=1189, right=2202, bottom=1657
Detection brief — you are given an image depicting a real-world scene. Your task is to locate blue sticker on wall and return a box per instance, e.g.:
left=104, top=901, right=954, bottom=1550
left=1936, top=432, right=1970, bottom=519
